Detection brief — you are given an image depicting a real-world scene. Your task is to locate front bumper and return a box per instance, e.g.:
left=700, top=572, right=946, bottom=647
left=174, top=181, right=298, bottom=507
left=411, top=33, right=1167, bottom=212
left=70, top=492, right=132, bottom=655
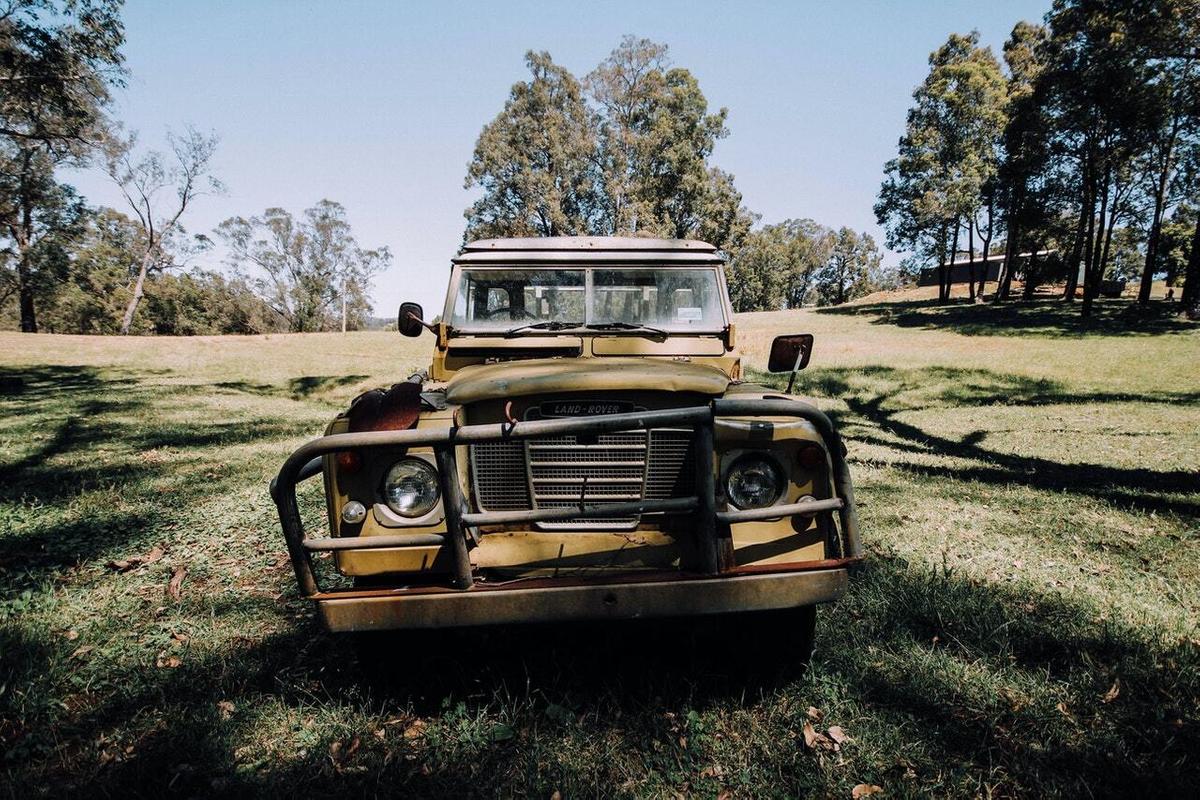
left=270, top=398, right=862, bottom=631
left=316, top=566, right=851, bottom=632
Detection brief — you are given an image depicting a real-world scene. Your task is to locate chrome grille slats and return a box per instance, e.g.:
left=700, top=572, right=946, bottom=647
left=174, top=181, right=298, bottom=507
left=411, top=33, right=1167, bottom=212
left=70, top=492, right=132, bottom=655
left=468, top=419, right=696, bottom=530
left=528, top=430, right=647, bottom=528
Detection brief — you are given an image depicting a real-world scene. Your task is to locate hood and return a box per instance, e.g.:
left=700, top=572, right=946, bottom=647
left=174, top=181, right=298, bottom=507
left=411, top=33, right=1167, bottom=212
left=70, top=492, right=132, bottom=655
left=443, top=357, right=730, bottom=405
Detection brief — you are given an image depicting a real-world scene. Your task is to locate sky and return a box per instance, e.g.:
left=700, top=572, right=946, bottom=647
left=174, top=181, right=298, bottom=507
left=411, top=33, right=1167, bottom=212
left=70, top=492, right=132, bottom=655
left=65, top=0, right=1051, bottom=317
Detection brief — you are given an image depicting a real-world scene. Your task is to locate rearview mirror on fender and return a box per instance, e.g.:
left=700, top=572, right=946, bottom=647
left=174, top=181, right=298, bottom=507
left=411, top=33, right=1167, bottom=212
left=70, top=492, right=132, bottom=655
left=767, top=333, right=814, bottom=393
left=398, top=302, right=425, bottom=337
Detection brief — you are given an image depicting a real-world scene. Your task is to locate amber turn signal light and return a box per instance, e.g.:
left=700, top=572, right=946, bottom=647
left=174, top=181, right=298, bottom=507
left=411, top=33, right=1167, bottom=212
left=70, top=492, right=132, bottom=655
left=336, top=451, right=362, bottom=474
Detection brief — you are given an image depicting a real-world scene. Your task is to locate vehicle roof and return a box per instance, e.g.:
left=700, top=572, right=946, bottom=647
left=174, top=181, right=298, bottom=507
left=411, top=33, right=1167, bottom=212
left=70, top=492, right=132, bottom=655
left=453, top=236, right=723, bottom=266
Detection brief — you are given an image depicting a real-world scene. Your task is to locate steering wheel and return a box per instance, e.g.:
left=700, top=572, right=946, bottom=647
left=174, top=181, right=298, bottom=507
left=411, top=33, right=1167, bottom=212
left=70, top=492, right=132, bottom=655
left=479, top=306, right=538, bottom=320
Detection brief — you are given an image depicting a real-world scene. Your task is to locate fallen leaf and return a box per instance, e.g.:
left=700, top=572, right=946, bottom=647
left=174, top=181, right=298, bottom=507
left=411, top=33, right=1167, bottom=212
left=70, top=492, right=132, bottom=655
left=802, top=721, right=837, bottom=752
left=65, top=629, right=79, bottom=641
left=828, top=726, right=853, bottom=745
left=167, top=566, right=187, bottom=601
left=71, top=645, right=94, bottom=659
left=1102, top=679, right=1120, bottom=704
left=805, top=706, right=824, bottom=722
left=106, top=546, right=165, bottom=573
left=217, top=700, right=235, bottom=720
left=155, top=652, right=182, bottom=668
left=171, top=631, right=190, bottom=644
left=402, top=719, right=427, bottom=739
left=852, top=784, right=883, bottom=798
left=550, top=792, right=562, bottom=800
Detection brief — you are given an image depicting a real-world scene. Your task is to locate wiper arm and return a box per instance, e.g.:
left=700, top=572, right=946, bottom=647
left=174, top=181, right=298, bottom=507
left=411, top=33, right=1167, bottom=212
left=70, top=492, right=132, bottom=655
left=584, top=321, right=669, bottom=337
left=504, top=320, right=583, bottom=336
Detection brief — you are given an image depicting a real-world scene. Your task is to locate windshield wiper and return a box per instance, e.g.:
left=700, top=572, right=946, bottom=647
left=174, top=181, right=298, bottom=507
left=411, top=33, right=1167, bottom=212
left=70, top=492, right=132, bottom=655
left=504, top=320, right=583, bottom=337
left=584, top=321, right=669, bottom=337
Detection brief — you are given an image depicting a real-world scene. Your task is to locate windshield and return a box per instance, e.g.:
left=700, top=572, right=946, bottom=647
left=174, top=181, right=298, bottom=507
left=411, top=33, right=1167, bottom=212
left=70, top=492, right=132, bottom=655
left=449, top=267, right=726, bottom=332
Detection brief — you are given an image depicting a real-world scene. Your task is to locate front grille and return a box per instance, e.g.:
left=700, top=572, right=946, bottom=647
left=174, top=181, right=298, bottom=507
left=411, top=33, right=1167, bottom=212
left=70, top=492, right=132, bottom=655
left=470, top=428, right=695, bottom=530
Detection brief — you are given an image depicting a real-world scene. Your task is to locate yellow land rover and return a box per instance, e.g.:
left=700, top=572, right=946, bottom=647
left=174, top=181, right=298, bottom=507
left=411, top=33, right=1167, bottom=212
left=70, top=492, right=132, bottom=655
left=271, top=237, right=860, bottom=656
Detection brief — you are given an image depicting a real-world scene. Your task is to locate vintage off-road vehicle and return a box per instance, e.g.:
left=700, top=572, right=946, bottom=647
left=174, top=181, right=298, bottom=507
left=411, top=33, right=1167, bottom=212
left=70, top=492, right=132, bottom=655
left=271, top=237, right=860, bottom=652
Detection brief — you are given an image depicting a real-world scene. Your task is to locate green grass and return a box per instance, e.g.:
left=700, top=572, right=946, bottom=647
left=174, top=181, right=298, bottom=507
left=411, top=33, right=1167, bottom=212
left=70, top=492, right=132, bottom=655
left=1, top=298, right=1198, bottom=798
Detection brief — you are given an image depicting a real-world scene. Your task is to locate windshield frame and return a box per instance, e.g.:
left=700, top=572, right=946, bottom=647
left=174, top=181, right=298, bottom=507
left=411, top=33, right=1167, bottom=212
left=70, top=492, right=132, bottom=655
left=442, top=264, right=732, bottom=335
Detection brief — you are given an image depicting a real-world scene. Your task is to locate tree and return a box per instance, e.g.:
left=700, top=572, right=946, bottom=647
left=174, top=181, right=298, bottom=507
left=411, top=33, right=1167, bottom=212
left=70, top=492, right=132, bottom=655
left=463, top=51, right=600, bottom=240
left=218, top=200, right=390, bottom=333
left=815, top=228, right=883, bottom=306
left=585, top=37, right=750, bottom=250
left=0, top=0, right=125, bottom=331
left=1039, top=0, right=1165, bottom=317
left=38, top=206, right=140, bottom=334
left=0, top=149, right=86, bottom=330
left=102, top=124, right=221, bottom=334
left=876, top=32, right=1007, bottom=303
left=464, top=39, right=752, bottom=252
left=995, top=21, right=1053, bottom=301
left=724, top=219, right=834, bottom=312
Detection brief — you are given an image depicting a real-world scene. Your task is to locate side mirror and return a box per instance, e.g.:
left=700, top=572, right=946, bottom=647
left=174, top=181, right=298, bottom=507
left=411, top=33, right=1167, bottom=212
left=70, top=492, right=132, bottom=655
left=767, top=333, right=814, bottom=394
left=398, top=302, right=425, bottom=337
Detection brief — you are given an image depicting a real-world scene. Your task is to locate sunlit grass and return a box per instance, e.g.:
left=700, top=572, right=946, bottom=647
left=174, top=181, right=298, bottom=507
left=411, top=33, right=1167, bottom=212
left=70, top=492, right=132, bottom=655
left=1, top=299, right=1197, bottom=796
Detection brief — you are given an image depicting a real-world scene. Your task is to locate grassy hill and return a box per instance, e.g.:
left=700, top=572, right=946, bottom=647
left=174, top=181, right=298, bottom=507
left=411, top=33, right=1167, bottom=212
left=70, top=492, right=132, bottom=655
left=1, top=295, right=1197, bottom=797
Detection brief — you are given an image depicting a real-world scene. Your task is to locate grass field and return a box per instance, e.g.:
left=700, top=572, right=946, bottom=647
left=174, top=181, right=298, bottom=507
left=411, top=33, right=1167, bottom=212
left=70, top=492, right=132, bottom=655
left=1, top=296, right=1198, bottom=797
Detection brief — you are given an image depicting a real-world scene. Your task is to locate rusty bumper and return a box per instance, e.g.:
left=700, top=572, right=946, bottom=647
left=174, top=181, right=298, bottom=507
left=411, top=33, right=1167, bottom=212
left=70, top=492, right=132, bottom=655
left=315, top=566, right=851, bottom=632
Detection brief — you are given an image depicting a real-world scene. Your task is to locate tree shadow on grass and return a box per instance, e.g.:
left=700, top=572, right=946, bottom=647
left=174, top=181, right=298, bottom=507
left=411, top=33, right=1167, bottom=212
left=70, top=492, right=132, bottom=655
left=10, top=552, right=1194, bottom=798
left=214, top=374, right=369, bottom=401
left=771, top=365, right=1200, bottom=518
left=814, top=297, right=1199, bottom=337
left=0, top=365, right=320, bottom=578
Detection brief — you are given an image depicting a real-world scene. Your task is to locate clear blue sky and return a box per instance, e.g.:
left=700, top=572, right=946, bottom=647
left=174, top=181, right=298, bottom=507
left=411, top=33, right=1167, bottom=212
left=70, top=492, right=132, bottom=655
left=66, top=0, right=1050, bottom=316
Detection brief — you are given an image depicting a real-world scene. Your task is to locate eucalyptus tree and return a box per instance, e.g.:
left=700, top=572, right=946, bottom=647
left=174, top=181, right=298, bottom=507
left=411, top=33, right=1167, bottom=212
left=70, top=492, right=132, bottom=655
left=583, top=36, right=748, bottom=250
left=995, top=21, right=1055, bottom=300
left=815, top=228, right=882, bottom=306
left=101, top=125, right=221, bottom=334
left=1040, top=0, right=1163, bottom=317
left=725, top=218, right=831, bottom=312
left=218, top=200, right=390, bottom=333
left=0, top=0, right=124, bottom=332
left=876, top=32, right=1007, bottom=303
left=1132, top=0, right=1199, bottom=304
left=463, top=51, right=601, bottom=240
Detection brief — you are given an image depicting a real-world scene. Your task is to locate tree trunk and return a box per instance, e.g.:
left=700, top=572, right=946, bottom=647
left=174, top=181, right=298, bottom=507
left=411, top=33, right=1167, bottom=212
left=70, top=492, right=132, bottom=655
left=1181, top=212, right=1200, bottom=319
left=978, top=198, right=994, bottom=298
left=17, top=256, right=37, bottom=333
left=1023, top=248, right=1039, bottom=299
left=1138, top=183, right=1168, bottom=304
left=1063, top=199, right=1089, bottom=302
left=998, top=228, right=1017, bottom=301
left=1138, top=120, right=1179, bottom=304
left=1082, top=169, right=1110, bottom=319
left=119, top=251, right=155, bottom=335
left=967, top=220, right=977, bottom=301
left=943, top=218, right=961, bottom=303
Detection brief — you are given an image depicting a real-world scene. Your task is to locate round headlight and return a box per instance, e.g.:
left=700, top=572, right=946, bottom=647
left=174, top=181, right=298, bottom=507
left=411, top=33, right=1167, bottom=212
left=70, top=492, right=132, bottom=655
left=382, top=458, right=440, bottom=518
left=725, top=454, right=784, bottom=509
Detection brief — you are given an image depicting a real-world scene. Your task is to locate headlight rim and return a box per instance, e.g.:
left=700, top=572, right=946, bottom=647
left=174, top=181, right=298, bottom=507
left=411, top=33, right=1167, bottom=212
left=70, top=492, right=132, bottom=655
left=381, top=456, right=442, bottom=519
left=723, top=451, right=786, bottom=510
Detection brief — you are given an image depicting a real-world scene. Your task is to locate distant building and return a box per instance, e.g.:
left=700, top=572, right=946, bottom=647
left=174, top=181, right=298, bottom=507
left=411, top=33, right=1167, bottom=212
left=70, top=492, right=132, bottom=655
left=917, top=250, right=1053, bottom=287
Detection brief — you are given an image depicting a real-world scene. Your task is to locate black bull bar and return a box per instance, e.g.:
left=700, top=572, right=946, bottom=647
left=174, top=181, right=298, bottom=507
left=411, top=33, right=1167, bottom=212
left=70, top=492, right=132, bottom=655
left=270, top=398, right=861, bottom=598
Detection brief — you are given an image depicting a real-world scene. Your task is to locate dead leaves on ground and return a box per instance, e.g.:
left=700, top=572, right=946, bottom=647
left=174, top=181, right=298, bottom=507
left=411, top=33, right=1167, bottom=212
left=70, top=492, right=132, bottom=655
left=852, top=784, right=884, bottom=798
left=106, top=546, right=164, bottom=572
left=167, top=566, right=187, bottom=601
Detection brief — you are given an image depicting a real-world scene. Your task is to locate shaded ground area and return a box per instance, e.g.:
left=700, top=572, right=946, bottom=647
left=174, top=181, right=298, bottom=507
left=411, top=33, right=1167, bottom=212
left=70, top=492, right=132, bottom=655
left=816, top=296, right=1197, bottom=337
left=1, top=342, right=1198, bottom=797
